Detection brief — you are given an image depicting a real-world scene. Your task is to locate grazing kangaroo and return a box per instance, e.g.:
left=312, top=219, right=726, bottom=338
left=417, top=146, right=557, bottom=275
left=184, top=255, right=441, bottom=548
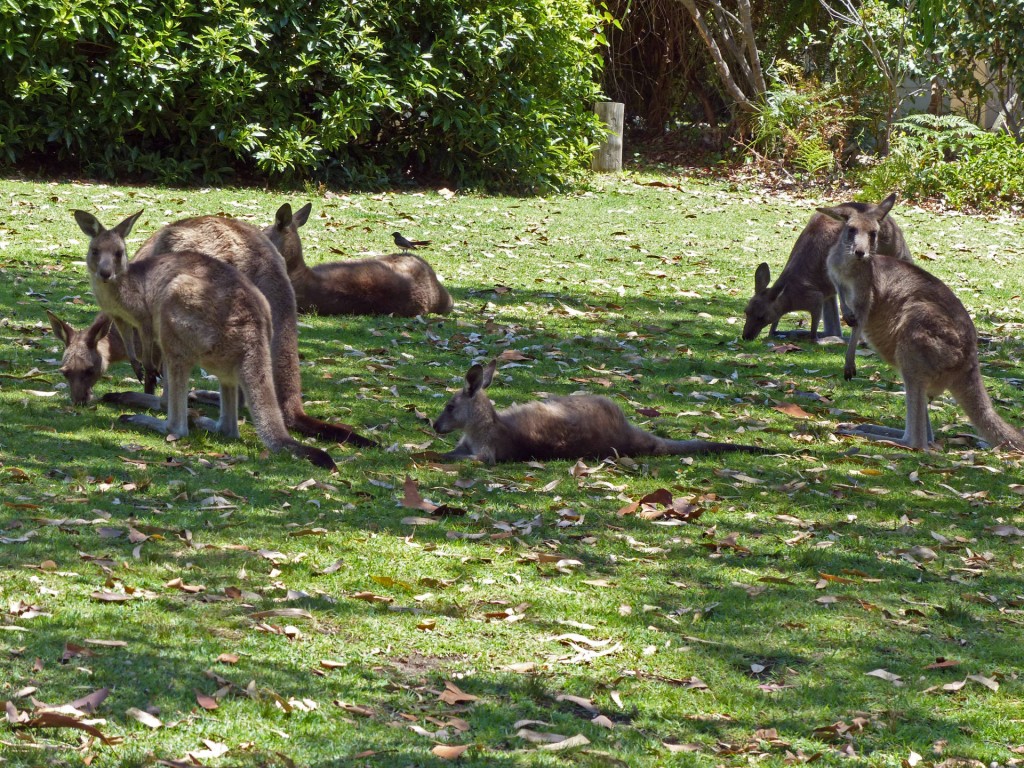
left=822, top=199, right=1024, bottom=451
left=264, top=204, right=453, bottom=317
left=99, top=209, right=374, bottom=448
left=73, top=209, right=336, bottom=469
left=432, top=361, right=766, bottom=463
left=47, top=310, right=132, bottom=405
left=743, top=194, right=912, bottom=378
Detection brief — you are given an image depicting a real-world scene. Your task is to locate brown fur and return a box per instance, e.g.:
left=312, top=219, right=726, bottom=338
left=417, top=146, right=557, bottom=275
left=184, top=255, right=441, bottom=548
left=823, top=200, right=1024, bottom=451
left=73, top=209, right=336, bottom=469
left=108, top=210, right=373, bottom=447
left=48, top=310, right=129, bottom=405
left=433, top=361, right=765, bottom=464
left=743, top=194, right=912, bottom=377
left=264, top=203, right=453, bottom=317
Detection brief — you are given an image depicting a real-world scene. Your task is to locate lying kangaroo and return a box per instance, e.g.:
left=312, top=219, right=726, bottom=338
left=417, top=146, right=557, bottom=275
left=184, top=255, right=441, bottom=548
left=47, top=310, right=131, bottom=405
left=73, top=209, right=336, bottom=469
left=432, top=361, right=765, bottom=463
left=743, top=194, right=912, bottom=377
left=264, top=203, right=453, bottom=317
left=823, top=199, right=1024, bottom=451
left=95, top=209, right=374, bottom=448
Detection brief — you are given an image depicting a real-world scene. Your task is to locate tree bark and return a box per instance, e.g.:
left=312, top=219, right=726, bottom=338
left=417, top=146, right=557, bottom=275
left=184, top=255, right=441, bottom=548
left=677, top=0, right=766, bottom=112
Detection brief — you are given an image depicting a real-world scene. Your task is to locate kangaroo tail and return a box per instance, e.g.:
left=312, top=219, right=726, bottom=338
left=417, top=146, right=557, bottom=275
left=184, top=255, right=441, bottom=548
left=952, top=366, right=1024, bottom=451
left=288, top=442, right=338, bottom=470
left=288, top=411, right=377, bottom=448
left=660, top=439, right=767, bottom=455
left=241, top=356, right=340, bottom=470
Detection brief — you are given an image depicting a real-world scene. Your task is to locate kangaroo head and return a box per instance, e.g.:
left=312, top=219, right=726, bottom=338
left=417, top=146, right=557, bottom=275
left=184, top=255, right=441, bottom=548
left=46, top=310, right=113, bottom=405
left=742, top=262, right=784, bottom=340
left=433, top=360, right=497, bottom=434
left=817, top=193, right=896, bottom=262
left=73, top=209, right=143, bottom=283
left=265, top=202, right=312, bottom=271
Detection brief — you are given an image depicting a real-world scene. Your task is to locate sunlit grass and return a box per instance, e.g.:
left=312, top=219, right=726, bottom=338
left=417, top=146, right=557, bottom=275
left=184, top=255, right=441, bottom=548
left=1, top=174, right=1023, bottom=766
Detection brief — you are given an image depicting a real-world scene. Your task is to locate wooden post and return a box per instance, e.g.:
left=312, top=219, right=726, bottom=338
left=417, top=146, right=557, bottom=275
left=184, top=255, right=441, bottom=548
left=592, top=102, right=624, bottom=172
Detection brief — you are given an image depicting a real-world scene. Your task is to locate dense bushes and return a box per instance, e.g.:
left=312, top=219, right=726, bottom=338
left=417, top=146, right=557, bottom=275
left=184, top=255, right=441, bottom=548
left=0, top=0, right=605, bottom=190
left=860, top=114, right=1024, bottom=210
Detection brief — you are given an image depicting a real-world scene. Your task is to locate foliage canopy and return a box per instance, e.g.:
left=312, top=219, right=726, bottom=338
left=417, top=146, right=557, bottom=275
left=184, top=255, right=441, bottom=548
left=0, top=0, right=606, bottom=191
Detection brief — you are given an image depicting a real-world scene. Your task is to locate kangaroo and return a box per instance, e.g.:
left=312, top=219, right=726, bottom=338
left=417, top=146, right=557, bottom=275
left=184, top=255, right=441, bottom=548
left=822, top=199, right=1024, bottom=451
left=432, top=361, right=766, bottom=463
left=263, top=203, right=453, bottom=317
left=47, top=310, right=131, bottom=405
left=73, top=209, right=336, bottom=470
left=743, top=194, right=912, bottom=378
left=97, top=209, right=374, bottom=448
left=47, top=310, right=233, bottom=408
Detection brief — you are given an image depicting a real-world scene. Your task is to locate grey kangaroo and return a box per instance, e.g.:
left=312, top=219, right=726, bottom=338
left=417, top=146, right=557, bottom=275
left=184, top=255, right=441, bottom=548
left=47, top=310, right=230, bottom=408
left=823, top=198, right=1024, bottom=451
left=73, top=209, right=336, bottom=469
left=743, top=194, right=912, bottom=378
left=47, top=310, right=133, bottom=405
left=264, top=203, right=453, bottom=317
left=96, top=209, right=374, bottom=448
left=432, top=361, right=766, bottom=463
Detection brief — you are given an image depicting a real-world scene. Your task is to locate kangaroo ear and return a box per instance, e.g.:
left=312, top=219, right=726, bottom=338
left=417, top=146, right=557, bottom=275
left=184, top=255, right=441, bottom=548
left=816, top=206, right=850, bottom=223
left=753, top=262, right=771, bottom=293
left=293, top=203, right=312, bottom=229
left=73, top=210, right=103, bottom=237
left=876, top=192, right=897, bottom=219
left=275, top=203, right=293, bottom=230
left=85, top=314, right=114, bottom=344
left=46, top=310, right=73, bottom=347
left=113, top=210, right=144, bottom=240
left=480, top=359, right=497, bottom=390
left=465, top=364, right=485, bottom=396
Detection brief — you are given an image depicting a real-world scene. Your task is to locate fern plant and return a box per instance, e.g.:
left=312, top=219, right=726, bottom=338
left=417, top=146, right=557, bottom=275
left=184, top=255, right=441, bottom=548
left=747, top=64, right=855, bottom=178
left=860, top=113, right=1024, bottom=210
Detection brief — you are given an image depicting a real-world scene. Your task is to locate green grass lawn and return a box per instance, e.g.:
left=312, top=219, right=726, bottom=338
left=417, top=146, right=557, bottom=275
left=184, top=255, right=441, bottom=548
left=1, top=173, right=1023, bottom=767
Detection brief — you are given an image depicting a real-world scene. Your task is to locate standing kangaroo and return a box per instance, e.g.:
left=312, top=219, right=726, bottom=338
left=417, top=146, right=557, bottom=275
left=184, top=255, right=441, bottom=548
left=823, top=199, right=1024, bottom=451
left=73, top=209, right=336, bottom=469
left=47, top=310, right=131, bottom=405
left=743, top=194, right=912, bottom=378
left=264, top=203, right=453, bottom=317
left=98, top=209, right=374, bottom=448
left=432, top=361, right=765, bottom=463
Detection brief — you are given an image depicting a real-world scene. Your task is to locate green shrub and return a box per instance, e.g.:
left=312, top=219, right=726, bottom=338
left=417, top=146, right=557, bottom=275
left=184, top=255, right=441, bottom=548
left=746, top=63, right=855, bottom=177
left=0, top=0, right=605, bottom=191
left=860, top=114, right=1024, bottom=210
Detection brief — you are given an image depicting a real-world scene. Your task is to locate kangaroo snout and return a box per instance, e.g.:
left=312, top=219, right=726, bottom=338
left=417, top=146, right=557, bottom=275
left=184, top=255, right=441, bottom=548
left=433, top=417, right=451, bottom=434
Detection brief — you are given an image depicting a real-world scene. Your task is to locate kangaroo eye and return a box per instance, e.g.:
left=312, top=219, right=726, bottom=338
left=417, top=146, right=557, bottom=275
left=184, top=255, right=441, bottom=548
left=848, top=227, right=858, bottom=237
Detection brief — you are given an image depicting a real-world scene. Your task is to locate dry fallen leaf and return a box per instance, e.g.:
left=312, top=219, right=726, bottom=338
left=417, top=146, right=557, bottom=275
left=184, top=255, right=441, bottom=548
left=866, top=669, right=903, bottom=684
left=773, top=402, right=813, bottom=420
left=402, top=475, right=438, bottom=512
left=19, top=711, right=122, bottom=745
left=126, top=707, right=163, bottom=729
left=431, top=744, right=471, bottom=760
left=195, top=690, right=219, bottom=710
left=438, top=681, right=479, bottom=706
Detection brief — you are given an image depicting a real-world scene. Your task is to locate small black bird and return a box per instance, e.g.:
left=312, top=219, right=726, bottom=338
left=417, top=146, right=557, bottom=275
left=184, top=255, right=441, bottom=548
left=393, top=232, right=431, bottom=252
